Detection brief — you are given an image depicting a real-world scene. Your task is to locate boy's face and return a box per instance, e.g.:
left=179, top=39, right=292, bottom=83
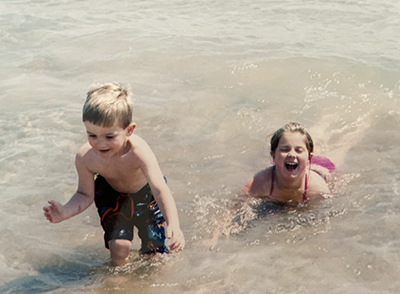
left=84, top=121, right=135, bottom=158
left=271, top=131, right=311, bottom=179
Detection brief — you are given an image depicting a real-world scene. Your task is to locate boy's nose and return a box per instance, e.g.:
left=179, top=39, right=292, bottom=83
left=97, top=138, right=108, bottom=148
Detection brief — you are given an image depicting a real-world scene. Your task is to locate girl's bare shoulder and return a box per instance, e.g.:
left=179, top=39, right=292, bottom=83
left=254, top=166, right=274, bottom=181
left=309, top=169, right=331, bottom=193
left=242, top=166, right=274, bottom=195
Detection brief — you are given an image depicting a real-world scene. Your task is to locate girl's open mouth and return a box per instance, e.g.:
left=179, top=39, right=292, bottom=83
left=285, top=162, right=298, bottom=171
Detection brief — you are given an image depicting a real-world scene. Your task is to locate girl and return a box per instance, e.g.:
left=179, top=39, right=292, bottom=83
left=241, top=122, right=334, bottom=205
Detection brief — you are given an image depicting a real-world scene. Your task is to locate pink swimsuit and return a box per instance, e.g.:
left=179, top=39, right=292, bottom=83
left=269, top=156, right=334, bottom=203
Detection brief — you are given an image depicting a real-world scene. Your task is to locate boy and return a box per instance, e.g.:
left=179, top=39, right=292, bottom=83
left=43, top=83, right=185, bottom=266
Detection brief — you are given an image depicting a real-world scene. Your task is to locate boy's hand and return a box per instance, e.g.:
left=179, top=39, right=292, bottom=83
left=166, top=226, right=185, bottom=252
left=43, top=201, right=66, bottom=223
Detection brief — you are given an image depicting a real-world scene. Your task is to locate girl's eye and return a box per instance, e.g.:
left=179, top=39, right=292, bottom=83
left=89, top=134, right=96, bottom=138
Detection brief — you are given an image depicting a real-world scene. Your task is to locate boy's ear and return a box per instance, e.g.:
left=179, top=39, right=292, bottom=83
left=126, top=123, right=136, bottom=136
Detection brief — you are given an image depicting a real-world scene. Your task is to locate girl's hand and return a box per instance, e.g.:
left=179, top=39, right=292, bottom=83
left=43, top=200, right=66, bottom=223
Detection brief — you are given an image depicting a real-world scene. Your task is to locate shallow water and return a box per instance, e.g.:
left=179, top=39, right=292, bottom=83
left=1, top=0, right=400, bottom=293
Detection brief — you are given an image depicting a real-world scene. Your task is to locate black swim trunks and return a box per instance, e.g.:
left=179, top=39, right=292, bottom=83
left=94, top=175, right=169, bottom=254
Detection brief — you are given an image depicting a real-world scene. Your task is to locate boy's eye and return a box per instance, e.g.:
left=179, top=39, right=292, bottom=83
left=106, top=136, right=115, bottom=139
left=89, top=134, right=96, bottom=138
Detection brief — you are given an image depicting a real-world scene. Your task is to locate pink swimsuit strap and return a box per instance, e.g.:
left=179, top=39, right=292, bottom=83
left=270, top=166, right=308, bottom=202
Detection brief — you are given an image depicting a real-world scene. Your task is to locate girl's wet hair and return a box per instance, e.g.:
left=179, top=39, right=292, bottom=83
left=270, top=122, right=314, bottom=159
left=82, top=82, right=133, bottom=128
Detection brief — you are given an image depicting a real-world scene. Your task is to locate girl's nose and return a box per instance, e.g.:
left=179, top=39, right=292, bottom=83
left=287, top=150, right=295, bottom=158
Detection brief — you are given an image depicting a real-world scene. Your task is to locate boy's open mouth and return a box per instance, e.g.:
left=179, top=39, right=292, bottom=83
left=285, top=162, right=298, bottom=171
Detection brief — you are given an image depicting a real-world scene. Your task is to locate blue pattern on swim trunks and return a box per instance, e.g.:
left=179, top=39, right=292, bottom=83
left=94, top=175, right=169, bottom=254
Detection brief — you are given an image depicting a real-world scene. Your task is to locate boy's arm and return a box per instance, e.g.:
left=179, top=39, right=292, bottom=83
left=43, top=152, right=95, bottom=223
left=135, top=139, right=185, bottom=251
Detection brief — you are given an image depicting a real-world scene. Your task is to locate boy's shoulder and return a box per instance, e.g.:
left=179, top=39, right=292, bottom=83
left=77, top=142, right=94, bottom=157
left=128, top=134, right=147, bottom=147
left=126, top=134, right=153, bottom=155
left=75, top=143, right=98, bottom=168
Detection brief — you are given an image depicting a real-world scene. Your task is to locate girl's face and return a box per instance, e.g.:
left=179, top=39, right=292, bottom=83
left=84, top=121, right=135, bottom=159
left=271, top=131, right=311, bottom=179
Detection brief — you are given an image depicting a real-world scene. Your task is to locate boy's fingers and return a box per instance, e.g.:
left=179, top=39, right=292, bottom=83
left=168, top=236, right=184, bottom=252
left=48, top=200, right=58, bottom=207
left=165, top=227, right=184, bottom=251
left=168, top=236, right=178, bottom=250
left=44, top=201, right=55, bottom=210
left=169, top=241, right=178, bottom=251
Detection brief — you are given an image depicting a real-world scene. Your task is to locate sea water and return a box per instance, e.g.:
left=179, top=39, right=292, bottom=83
left=1, top=0, right=399, bottom=293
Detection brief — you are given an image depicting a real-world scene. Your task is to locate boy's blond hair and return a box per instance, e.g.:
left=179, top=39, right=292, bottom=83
left=82, top=82, right=133, bottom=128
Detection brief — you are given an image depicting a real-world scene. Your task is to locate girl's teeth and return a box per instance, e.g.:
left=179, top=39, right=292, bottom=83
left=286, top=163, right=298, bottom=171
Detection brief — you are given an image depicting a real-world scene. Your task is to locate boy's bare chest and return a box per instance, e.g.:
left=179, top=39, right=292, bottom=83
left=91, top=156, right=146, bottom=193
